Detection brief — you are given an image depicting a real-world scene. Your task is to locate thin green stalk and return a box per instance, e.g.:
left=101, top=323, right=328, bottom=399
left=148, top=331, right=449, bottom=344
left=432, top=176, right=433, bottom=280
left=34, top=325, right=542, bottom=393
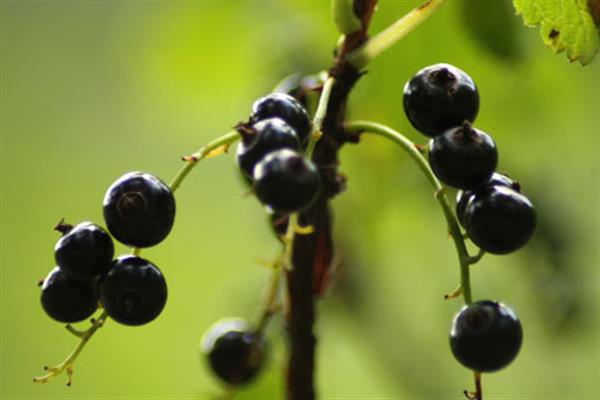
left=169, top=130, right=240, bottom=193
left=346, top=0, right=447, bottom=69
left=131, top=130, right=241, bottom=257
left=332, top=0, right=362, bottom=35
left=306, top=76, right=336, bottom=159
left=255, top=261, right=282, bottom=338
left=345, top=120, right=474, bottom=304
left=34, top=311, right=109, bottom=385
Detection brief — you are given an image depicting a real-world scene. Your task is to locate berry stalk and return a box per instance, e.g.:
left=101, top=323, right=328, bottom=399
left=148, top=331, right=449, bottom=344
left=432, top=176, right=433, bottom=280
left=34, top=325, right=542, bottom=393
left=305, top=76, right=336, bottom=158
left=346, top=0, right=447, bottom=69
left=344, top=120, right=480, bottom=304
left=33, top=311, right=109, bottom=386
left=130, top=130, right=241, bottom=257
left=169, top=130, right=241, bottom=193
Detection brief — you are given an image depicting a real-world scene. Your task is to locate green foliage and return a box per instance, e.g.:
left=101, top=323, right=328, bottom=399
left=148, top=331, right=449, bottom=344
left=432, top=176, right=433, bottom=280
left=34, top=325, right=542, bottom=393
left=513, top=0, right=599, bottom=64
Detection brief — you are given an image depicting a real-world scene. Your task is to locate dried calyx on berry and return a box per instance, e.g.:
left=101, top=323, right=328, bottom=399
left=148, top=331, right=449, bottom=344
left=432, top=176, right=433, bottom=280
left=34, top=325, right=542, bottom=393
left=428, top=122, right=498, bottom=190
left=54, top=221, right=114, bottom=282
left=103, top=172, right=176, bottom=248
left=403, top=63, right=479, bottom=137
left=236, top=118, right=300, bottom=180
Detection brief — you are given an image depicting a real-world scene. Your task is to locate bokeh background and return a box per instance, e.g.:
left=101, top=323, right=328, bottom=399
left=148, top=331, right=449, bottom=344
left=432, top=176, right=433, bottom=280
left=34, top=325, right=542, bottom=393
left=1, top=1, right=598, bottom=399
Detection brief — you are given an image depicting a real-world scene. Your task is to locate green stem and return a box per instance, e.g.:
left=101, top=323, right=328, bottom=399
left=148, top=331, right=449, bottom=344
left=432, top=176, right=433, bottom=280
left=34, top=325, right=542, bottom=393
left=332, top=0, right=362, bottom=35
left=306, top=76, right=336, bottom=159
left=169, top=130, right=240, bottom=193
left=131, top=130, right=241, bottom=257
left=346, top=0, right=447, bottom=69
left=468, top=249, right=486, bottom=265
left=34, top=311, right=109, bottom=386
left=345, top=120, right=473, bottom=304
left=255, top=264, right=282, bottom=337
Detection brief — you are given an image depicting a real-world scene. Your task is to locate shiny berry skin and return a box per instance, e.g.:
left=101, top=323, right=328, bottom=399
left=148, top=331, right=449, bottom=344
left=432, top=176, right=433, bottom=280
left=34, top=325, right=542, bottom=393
left=40, top=267, right=98, bottom=323
left=103, top=172, right=175, bottom=248
left=254, top=149, right=321, bottom=213
left=428, top=124, right=498, bottom=190
left=202, top=319, right=265, bottom=386
left=403, top=63, right=479, bottom=137
left=236, top=118, right=300, bottom=179
left=54, top=222, right=114, bottom=281
left=99, top=255, right=167, bottom=326
left=251, top=93, right=312, bottom=145
left=450, top=300, right=523, bottom=372
left=464, top=186, right=536, bottom=254
left=456, top=173, right=520, bottom=227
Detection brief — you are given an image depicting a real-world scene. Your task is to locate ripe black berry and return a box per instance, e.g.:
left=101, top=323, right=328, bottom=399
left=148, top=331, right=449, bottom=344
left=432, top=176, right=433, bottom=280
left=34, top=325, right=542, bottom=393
left=99, top=255, right=167, bottom=326
left=456, top=173, right=519, bottom=227
left=450, top=300, right=522, bottom=372
left=236, top=118, right=300, bottom=180
left=254, top=149, right=321, bottom=213
left=103, top=172, right=176, bottom=248
left=463, top=186, right=536, bottom=254
left=428, top=124, right=498, bottom=190
left=251, top=93, right=312, bottom=145
left=40, top=267, right=98, bottom=323
left=54, top=222, right=114, bottom=281
left=202, top=319, right=265, bottom=386
left=403, top=63, right=479, bottom=137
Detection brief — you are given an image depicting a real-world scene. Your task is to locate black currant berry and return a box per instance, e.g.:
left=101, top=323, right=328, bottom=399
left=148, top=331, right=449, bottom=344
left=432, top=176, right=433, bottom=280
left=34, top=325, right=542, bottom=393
left=403, top=63, right=479, bottom=137
left=103, top=172, right=175, bottom=248
left=450, top=300, right=522, bottom=372
left=54, top=222, right=114, bottom=281
left=99, top=255, right=167, bottom=326
left=254, top=149, right=321, bottom=213
left=463, top=186, right=536, bottom=254
left=236, top=118, right=300, bottom=179
left=455, top=173, right=519, bottom=227
left=428, top=124, right=498, bottom=190
left=202, top=319, right=266, bottom=386
left=251, top=93, right=312, bottom=145
left=40, top=267, right=98, bottom=323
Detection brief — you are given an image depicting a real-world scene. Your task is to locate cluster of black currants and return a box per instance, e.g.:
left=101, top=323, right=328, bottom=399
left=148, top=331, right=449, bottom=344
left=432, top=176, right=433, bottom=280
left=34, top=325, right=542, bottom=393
left=404, top=63, right=536, bottom=256
left=40, top=172, right=175, bottom=327
left=199, top=92, right=321, bottom=387
left=403, top=64, right=532, bottom=374
left=236, top=92, right=321, bottom=214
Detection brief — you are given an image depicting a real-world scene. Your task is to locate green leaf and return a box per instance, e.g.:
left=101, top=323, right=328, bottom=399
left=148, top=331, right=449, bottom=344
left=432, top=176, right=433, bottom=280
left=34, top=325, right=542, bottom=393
left=514, top=0, right=599, bottom=64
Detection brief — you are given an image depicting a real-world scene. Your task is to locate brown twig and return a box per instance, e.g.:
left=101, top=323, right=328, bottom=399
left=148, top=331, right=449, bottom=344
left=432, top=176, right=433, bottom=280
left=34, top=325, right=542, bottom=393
left=284, top=2, right=377, bottom=398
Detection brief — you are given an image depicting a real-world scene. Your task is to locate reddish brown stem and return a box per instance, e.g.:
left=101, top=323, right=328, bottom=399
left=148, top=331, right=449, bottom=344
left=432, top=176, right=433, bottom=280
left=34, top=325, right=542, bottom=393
left=284, top=15, right=370, bottom=398
left=284, top=2, right=377, bottom=398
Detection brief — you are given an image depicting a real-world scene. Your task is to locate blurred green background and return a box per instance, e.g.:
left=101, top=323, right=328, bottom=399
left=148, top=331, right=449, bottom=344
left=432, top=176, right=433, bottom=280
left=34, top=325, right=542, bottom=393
left=1, top=1, right=598, bottom=399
